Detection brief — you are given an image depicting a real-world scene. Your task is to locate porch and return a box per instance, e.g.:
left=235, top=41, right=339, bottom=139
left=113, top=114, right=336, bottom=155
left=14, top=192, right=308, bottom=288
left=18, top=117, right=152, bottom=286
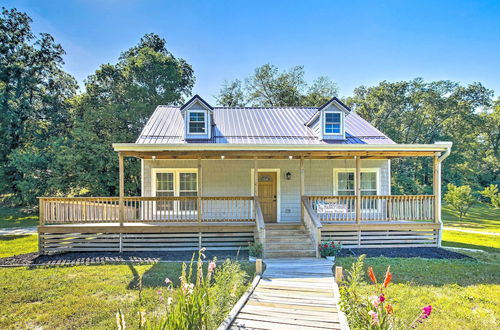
left=37, top=143, right=451, bottom=255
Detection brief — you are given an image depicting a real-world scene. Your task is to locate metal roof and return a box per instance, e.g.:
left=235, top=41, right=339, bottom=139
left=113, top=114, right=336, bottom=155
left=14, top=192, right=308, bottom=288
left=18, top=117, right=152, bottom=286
left=136, top=106, right=394, bottom=144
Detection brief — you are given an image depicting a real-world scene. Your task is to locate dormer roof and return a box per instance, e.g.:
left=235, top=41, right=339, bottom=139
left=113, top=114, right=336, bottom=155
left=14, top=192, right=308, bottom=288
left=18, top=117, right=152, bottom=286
left=180, top=94, right=214, bottom=112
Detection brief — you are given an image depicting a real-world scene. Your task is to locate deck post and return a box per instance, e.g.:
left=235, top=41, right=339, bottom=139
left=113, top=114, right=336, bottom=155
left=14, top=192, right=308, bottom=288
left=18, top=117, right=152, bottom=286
left=198, top=157, right=203, bottom=249
left=118, top=152, right=124, bottom=252
left=355, top=156, right=361, bottom=247
left=300, top=156, right=305, bottom=220
left=433, top=154, right=442, bottom=247
left=253, top=157, right=258, bottom=214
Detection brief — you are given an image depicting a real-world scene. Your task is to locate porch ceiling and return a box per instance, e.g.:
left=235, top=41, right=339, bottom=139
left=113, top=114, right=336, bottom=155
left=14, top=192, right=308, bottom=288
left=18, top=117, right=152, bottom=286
left=112, top=142, right=452, bottom=160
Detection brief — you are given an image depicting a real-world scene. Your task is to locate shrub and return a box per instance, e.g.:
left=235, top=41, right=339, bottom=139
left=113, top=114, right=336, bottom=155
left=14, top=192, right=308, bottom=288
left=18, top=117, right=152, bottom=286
left=117, top=248, right=249, bottom=329
left=248, top=241, right=263, bottom=258
left=479, top=184, right=500, bottom=209
left=318, top=240, right=342, bottom=257
left=339, top=255, right=432, bottom=329
left=444, top=184, right=475, bottom=219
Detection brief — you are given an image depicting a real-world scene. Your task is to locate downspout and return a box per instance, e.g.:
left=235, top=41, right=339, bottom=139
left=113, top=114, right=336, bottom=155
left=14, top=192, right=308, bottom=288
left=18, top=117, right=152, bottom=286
left=435, top=142, right=452, bottom=247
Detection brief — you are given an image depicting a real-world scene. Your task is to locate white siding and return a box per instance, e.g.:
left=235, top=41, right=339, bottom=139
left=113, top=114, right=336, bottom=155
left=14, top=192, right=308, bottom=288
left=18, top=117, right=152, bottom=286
left=143, top=159, right=391, bottom=222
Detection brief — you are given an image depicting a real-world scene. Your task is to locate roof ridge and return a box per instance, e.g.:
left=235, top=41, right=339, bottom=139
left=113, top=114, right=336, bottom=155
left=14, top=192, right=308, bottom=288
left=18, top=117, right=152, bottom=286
left=214, top=106, right=318, bottom=109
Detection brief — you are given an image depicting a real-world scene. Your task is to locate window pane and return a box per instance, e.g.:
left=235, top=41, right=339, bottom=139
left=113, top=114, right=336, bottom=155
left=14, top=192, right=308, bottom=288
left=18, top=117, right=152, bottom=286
left=361, top=172, right=376, bottom=190
left=325, top=113, right=340, bottom=123
left=325, top=124, right=341, bottom=134
left=338, top=190, right=355, bottom=196
left=180, top=173, right=197, bottom=191
left=156, top=173, right=173, bottom=191
left=189, top=112, right=205, bottom=122
left=361, top=191, right=377, bottom=196
left=189, top=122, right=205, bottom=133
left=338, top=172, right=354, bottom=191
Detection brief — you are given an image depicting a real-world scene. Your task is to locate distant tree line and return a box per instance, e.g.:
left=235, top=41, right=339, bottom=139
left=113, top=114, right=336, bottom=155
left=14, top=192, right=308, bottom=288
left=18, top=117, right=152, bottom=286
left=1, top=7, right=498, bottom=207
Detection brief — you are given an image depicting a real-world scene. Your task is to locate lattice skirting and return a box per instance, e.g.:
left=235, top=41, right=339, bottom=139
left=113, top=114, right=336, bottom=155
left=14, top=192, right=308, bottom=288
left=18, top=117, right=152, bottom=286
left=321, top=228, right=439, bottom=248
left=39, top=230, right=255, bottom=254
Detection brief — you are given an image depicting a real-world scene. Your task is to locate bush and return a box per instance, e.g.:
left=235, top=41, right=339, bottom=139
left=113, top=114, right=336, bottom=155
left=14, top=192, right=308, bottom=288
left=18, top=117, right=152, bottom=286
left=479, top=184, right=500, bottom=209
left=443, top=184, right=475, bottom=219
left=318, top=240, right=342, bottom=257
left=117, top=248, right=249, bottom=329
left=248, top=241, right=263, bottom=258
left=339, top=255, right=433, bottom=329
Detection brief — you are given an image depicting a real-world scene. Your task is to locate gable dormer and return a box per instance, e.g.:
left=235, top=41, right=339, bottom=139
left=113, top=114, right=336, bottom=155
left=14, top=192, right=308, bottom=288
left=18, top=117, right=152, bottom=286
left=306, top=97, right=350, bottom=141
left=180, top=95, right=213, bottom=141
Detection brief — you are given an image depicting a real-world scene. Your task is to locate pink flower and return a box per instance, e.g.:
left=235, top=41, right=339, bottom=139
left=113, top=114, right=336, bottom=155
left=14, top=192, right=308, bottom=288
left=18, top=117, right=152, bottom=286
left=208, top=261, right=216, bottom=273
left=165, top=278, right=172, bottom=285
left=422, top=305, right=432, bottom=317
left=368, top=310, right=379, bottom=325
left=379, top=294, right=385, bottom=302
left=156, top=289, right=162, bottom=295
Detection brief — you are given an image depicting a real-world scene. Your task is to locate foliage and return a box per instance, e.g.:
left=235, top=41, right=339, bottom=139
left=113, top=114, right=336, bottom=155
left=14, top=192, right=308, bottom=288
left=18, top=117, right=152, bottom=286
left=336, top=256, right=499, bottom=330
left=443, top=184, right=475, bottom=219
left=248, top=241, right=263, bottom=258
left=216, top=64, right=339, bottom=107
left=0, top=7, right=78, bottom=203
left=339, top=255, right=433, bottom=329
left=346, top=79, right=497, bottom=195
left=318, top=240, right=342, bottom=257
left=117, top=249, right=249, bottom=329
left=479, top=184, right=500, bottom=209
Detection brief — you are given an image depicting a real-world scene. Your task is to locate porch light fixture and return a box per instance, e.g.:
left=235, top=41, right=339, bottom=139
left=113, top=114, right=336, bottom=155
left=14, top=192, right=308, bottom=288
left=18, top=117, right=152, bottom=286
left=285, top=172, right=292, bottom=180
left=152, top=155, right=156, bottom=160
left=288, top=155, right=293, bottom=160
left=221, top=155, right=225, bottom=160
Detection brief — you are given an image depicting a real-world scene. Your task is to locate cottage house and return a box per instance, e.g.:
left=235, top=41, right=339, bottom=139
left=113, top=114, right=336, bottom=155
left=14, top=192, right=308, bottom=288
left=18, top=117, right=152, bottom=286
left=38, top=95, right=452, bottom=257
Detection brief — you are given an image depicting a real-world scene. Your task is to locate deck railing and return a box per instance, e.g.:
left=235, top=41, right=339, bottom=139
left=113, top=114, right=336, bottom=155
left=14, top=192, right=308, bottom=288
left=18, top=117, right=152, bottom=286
left=307, top=195, right=435, bottom=223
left=39, top=196, right=255, bottom=224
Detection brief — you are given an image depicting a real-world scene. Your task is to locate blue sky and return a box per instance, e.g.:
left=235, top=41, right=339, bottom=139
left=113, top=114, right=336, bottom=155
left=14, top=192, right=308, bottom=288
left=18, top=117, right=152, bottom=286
left=5, top=0, right=500, bottom=102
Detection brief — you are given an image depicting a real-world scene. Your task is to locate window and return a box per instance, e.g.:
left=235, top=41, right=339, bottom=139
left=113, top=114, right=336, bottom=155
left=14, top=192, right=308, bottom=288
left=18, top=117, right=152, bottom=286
left=324, top=112, right=341, bottom=134
left=335, top=170, right=378, bottom=196
left=188, top=111, right=206, bottom=134
left=154, top=170, right=198, bottom=212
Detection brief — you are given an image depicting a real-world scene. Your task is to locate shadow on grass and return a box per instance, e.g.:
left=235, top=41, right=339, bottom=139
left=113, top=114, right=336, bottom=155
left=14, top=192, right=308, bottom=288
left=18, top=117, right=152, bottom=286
left=0, top=234, right=31, bottom=241
left=442, top=240, right=500, bottom=254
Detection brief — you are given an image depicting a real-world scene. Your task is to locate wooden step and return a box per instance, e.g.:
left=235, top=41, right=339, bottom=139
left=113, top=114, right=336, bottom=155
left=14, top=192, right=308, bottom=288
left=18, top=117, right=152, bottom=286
left=265, top=223, right=304, bottom=230
left=266, top=242, right=314, bottom=250
left=266, top=229, right=309, bottom=236
left=265, top=249, right=317, bottom=258
left=266, top=236, right=313, bottom=243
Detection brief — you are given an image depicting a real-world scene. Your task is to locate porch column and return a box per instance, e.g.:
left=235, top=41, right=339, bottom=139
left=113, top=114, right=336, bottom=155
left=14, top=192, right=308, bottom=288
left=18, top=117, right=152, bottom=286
left=433, top=154, right=441, bottom=224
left=197, top=157, right=202, bottom=248
left=253, top=157, right=258, bottom=219
left=118, top=152, right=125, bottom=225
left=300, top=156, right=305, bottom=220
left=355, top=156, right=361, bottom=224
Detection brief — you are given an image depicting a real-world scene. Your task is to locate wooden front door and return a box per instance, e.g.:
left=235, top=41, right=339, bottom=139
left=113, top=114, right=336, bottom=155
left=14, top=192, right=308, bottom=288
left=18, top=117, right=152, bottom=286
left=258, top=172, right=277, bottom=223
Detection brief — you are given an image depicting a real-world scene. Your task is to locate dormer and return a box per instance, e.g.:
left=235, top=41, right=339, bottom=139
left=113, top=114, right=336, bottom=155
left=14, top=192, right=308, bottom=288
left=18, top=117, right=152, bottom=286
left=306, top=97, right=350, bottom=141
left=180, top=95, right=213, bottom=141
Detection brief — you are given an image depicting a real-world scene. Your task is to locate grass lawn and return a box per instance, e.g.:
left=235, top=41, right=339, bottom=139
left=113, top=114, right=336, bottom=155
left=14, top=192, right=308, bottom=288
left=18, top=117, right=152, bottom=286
left=442, top=230, right=500, bottom=253
left=442, top=204, right=500, bottom=233
left=0, top=205, right=38, bottom=228
left=336, top=255, right=500, bottom=330
left=0, top=234, right=38, bottom=258
left=0, top=260, right=256, bottom=329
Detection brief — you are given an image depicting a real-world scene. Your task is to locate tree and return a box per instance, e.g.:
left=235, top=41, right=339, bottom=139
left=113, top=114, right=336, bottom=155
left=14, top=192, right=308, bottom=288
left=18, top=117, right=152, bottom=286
left=53, top=34, right=195, bottom=198
left=345, top=78, right=494, bottom=194
left=216, top=64, right=338, bottom=107
left=444, top=184, right=475, bottom=219
left=0, top=7, right=78, bottom=204
left=479, top=184, right=500, bottom=209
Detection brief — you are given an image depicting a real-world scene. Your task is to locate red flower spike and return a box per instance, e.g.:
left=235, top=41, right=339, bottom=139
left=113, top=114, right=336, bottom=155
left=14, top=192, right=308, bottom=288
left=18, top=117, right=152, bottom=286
left=368, top=266, right=377, bottom=284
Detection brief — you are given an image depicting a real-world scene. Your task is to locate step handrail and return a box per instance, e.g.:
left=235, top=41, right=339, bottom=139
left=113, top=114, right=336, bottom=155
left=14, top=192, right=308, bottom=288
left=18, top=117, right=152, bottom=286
left=301, top=196, right=322, bottom=257
left=254, top=197, right=266, bottom=246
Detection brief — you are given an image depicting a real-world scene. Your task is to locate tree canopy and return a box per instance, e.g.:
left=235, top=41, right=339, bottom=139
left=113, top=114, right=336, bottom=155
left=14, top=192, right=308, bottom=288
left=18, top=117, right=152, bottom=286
left=216, top=64, right=339, bottom=107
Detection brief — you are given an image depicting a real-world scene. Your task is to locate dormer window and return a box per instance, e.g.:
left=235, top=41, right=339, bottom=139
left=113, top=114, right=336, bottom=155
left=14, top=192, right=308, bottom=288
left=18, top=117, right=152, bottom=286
left=324, top=112, right=341, bottom=135
left=188, top=110, right=206, bottom=134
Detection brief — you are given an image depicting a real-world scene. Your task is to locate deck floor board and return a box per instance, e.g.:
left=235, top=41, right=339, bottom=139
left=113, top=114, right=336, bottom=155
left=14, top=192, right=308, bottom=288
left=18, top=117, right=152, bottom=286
left=230, top=258, right=343, bottom=330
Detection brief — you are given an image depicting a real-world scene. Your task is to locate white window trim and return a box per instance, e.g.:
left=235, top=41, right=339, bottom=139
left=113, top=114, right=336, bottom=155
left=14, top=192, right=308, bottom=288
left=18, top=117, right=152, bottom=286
left=152, top=168, right=198, bottom=197
left=333, top=168, right=380, bottom=212
left=250, top=168, right=281, bottom=222
left=187, top=110, right=207, bottom=135
left=323, top=110, right=344, bottom=137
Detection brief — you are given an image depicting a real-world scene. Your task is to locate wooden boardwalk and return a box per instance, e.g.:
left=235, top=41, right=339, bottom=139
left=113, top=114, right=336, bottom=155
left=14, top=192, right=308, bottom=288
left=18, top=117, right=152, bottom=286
left=230, top=258, right=343, bottom=330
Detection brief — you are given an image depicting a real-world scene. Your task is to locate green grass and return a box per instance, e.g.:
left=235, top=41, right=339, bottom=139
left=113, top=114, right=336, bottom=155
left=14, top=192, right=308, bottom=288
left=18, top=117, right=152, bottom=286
left=0, top=235, right=38, bottom=258
left=442, top=204, right=500, bottom=233
left=336, top=256, right=500, bottom=330
left=0, top=261, right=256, bottom=329
left=442, top=231, right=500, bottom=253
left=0, top=205, right=38, bottom=228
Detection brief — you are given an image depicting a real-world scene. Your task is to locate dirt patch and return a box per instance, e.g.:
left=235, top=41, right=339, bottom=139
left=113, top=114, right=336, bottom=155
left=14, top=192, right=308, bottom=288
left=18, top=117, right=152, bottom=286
left=0, top=250, right=249, bottom=267
left=337, top=247, right=471, bottom=259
